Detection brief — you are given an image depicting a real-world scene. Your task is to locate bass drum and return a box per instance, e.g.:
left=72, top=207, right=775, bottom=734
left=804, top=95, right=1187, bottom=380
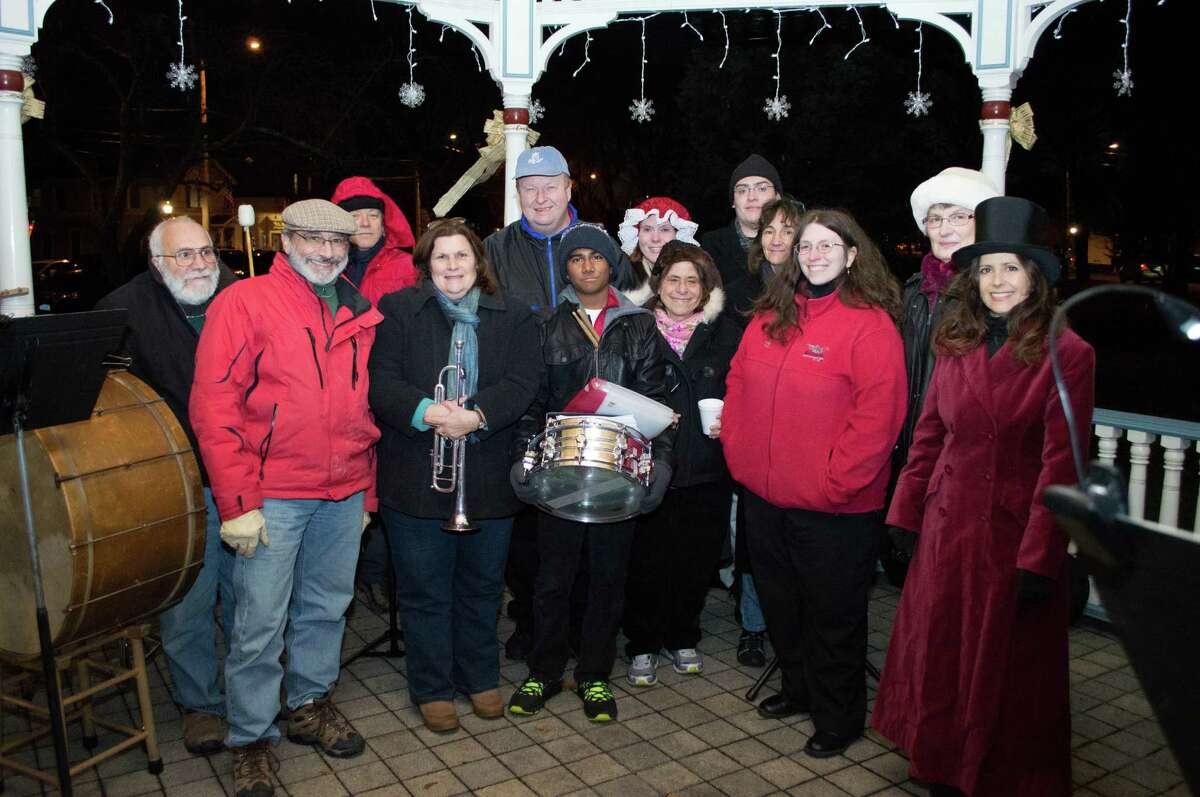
left=0, top=371, right=205, bottom=658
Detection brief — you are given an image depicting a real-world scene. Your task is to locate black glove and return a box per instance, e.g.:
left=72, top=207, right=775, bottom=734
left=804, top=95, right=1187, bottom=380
left=887, top=526, right=918, bottom=562
left=509, top=461, right=539, bottom=504
left=639, top=462, right=672, bottom=514
left=1015, top=569, right=1056, bottom=612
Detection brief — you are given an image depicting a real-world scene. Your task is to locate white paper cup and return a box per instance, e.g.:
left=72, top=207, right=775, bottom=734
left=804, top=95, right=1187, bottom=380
left=698, top=398, right=724, bottom=434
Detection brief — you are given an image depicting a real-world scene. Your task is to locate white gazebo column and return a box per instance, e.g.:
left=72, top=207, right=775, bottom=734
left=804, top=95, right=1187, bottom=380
left=0, top=50, right=34, bottom=318
left=501, top=86, right=533, bottom=225
left=976, top=76, right=1013, bottom=195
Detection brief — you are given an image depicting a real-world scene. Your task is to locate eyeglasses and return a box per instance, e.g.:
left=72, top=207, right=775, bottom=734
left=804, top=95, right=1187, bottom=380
left=923, top=212, right=974, bottom=229
left=795, top=241, right=845, bottom=256
left=291, top=231, right=351, bottom=249
left=159, top=246, right=217, bottom=266
left=733, top=181, right=775, bottom=198
left=566, top=252, right=609, bottom=266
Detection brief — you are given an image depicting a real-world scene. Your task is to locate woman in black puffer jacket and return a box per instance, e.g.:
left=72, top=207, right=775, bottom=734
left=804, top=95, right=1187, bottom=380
left=621, top=241, right=742, bottom=687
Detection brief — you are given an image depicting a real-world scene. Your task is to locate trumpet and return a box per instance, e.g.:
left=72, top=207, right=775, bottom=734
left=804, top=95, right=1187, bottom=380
left=431, top=340, right=479, bottom=534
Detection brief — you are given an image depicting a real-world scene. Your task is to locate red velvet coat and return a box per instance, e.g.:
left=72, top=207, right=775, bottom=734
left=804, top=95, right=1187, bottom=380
left=872, top=329, right=1094, bottom=797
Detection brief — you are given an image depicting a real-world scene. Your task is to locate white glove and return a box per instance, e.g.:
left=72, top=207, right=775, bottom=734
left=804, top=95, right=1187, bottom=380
left=220, top=509, right=268, bottom=558
left=362, top=512, right=372, bottom=533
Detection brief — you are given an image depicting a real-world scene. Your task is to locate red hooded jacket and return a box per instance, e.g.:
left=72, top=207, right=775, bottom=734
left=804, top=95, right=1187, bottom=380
left=190, top=253, right=383, bottom=520
left=330, top=176, right=418, bottom=305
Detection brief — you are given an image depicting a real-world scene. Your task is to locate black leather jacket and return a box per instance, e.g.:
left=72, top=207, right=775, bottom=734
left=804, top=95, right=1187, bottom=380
left=895, top=271, right=945, bottom=472
left=515, top=288, right=675, bottom=468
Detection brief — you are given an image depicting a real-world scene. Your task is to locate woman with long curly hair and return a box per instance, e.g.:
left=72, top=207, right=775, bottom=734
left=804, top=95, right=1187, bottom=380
left=873, top=197, right=1095, bottom=796
left=717, top=207, right=906, bottom=758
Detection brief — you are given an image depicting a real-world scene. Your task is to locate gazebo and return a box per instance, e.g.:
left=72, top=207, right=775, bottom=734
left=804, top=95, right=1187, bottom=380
left=0, top=0, right=1094, bottom=317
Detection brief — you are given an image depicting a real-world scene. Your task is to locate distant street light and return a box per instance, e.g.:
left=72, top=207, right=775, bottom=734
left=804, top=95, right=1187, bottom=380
left=160, top=200, right=174, bottom=215
left=1107, top=141, right=1120, bottom=150
left=1068, top=225, right=1079, bottom=236
left=449, top=133, right=458, bottom=141
left=589, top=172, right=598, bottom=181
left=246, top=36, right=263, bottom=53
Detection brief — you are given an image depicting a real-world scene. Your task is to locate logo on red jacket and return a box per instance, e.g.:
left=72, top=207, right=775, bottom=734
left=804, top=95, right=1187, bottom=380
left=803, top=343, right=826, bottom=362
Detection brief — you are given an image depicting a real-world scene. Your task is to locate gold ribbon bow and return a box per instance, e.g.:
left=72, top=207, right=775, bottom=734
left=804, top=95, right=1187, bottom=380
left=1009, top=102, right=1036, bottom=150
left=432, top=111, right=540, bottom=218
left=21, top=73, right=45, bottom=124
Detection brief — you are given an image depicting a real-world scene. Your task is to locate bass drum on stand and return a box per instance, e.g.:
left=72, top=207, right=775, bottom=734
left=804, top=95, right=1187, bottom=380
left=0, top=371, right=205, bottom=658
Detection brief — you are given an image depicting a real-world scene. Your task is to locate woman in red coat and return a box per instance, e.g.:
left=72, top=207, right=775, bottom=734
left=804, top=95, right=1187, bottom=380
left=872, top=197, right=1096, bottom=797
left=719, top=208, right=906, bottom=758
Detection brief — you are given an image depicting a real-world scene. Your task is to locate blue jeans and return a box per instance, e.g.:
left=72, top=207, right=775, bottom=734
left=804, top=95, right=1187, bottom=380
left=381, top=508, right=512, bottom=705
left=224, top=493, right=364, bottom=747
left=160, top=488, right=236, bottom=716
left=741, top=573, right=767, bottom=633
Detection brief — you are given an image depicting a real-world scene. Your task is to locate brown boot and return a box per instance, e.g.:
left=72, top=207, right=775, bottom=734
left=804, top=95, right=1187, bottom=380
left=418, top=700, right=460, bottom=733
left=286, top=696, right=365, bottom=758
left=230, top=739, right=275, bottom=797
left=469, top=690, right=504, bottom=719
left=182, top=711, right=225, bottom=755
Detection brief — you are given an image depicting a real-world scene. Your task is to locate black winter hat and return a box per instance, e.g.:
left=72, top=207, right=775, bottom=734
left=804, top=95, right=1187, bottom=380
left=951, top=196, right=1062, bottom=285
left=728, top=154, right=783, bottom=204
left=337, top=195, right=386, bottom=213
left=556, top=224, right=622, bottom=287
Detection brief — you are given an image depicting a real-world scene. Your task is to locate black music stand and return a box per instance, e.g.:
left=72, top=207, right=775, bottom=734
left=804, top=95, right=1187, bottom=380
left=342, top=524, right=406, bottom=665
left=1, top=310, right=128, bottom=797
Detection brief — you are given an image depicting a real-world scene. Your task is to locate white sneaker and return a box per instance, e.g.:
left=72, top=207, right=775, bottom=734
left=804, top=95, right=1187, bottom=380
left=668, top=648, right=703, bottom=674
left=626, top=654, right=659, bottom=687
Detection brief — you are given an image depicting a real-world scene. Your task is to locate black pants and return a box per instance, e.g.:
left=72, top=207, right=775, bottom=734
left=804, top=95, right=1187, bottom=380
left=506, top=507, right=587, bottom=648
left=528, top=512, right=636, bottom=684
left=623, top=483, right=731, bottom=656
left=743, top=489, right=879, bottom=738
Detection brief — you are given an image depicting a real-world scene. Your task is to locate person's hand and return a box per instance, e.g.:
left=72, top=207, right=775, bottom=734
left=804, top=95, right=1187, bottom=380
left=423, top=402, right=452, bottom=428
left=887, top=526, right=917, bottom=561
left=221, top=509, right=268, bottom=558
left=1016, top=569, right=1056, bottom=612
left=707, top=418, right=722, bottom=439
left=361, top=512, right=372, bottom=533
left=509, top=461, right=539, bottom=503
left=436, top=401, right=482, bottom=439
left=639, top=462, right=673, bottom=514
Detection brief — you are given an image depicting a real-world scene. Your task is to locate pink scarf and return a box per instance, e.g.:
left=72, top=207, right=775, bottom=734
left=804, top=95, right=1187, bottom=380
left=919, top=251, right=954, bottom=310
left=655, top=308, right=704, bottom=356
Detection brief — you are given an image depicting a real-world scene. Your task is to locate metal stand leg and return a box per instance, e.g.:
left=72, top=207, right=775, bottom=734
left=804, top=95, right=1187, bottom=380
left=343, top=521, right=405, bottom=665
left=744, top=655, right=881, bottom=704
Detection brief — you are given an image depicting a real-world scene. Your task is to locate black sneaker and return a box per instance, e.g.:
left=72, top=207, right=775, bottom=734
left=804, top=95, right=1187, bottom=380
left=507, top=677, right=560, bottom=716
left=576, top=679, right=618, bottom=722
left=737, top=630, right=767, bottom=667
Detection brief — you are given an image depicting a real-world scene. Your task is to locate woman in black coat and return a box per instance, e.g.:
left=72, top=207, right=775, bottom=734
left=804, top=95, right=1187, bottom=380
left=621, top=241, right=742, bottom=686
left=367, top=219, right=542, bottom=734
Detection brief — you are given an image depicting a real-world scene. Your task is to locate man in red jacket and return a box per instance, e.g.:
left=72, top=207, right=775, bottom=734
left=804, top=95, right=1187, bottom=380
left=330, top=176, right=418, bottom=306
left=190, top=199, right=383, bottom=797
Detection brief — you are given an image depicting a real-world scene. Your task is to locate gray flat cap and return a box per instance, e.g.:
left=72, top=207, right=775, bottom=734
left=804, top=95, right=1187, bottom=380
left=282, top=199, right=357, bottom=235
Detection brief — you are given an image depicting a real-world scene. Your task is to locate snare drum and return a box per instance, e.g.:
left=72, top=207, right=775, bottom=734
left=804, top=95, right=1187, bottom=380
left=521, top=415, right=652, bottom=523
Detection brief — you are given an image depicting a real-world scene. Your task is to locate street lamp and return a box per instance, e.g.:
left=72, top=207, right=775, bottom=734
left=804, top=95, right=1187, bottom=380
left=448, top=133, right=458, bottom=141
left=1068, top=225, right=1080, bottom=236
left=160, top=200, right=174, bottom=215
left=246, top=36, right=263, bottom=53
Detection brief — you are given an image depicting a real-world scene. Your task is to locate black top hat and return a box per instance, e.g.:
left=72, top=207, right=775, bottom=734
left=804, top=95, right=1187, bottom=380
left=951, top=196, right=1061, bottom=285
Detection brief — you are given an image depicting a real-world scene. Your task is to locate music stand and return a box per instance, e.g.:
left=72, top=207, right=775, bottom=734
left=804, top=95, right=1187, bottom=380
left=342, top=525, right=406, bottom=665
left=1, top=310, right=128, bottom=797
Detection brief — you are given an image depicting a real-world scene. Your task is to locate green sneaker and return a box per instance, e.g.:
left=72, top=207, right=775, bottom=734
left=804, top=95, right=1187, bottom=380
left=577, top=679, right=618, bottom=722
left=507, top=677, right=561, bottom=716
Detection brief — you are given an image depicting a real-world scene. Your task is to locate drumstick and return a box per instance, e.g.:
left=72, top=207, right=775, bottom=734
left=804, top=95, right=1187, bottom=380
left=572, top=308, right=600, bottom=348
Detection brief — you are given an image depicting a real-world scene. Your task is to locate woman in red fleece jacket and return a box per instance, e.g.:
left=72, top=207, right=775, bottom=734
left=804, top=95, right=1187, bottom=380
left=719, top=207, right=905, bottom=758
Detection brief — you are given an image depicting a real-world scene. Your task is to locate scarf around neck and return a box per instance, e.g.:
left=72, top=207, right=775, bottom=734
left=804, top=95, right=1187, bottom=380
left=919, top=251, right=955, bottom=309
left=655, top=307, right=704, bottom=356
left=433, top=286, right=481, bottom=401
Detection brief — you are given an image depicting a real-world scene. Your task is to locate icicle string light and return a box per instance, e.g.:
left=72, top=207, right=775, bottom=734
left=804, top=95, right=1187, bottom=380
left=572, top=30, right=593, bottom=77
left=904, top=23, right=932, bottom=117
left=1053, top=9, right=1075, bottom=40
left=717, top=11, right=730, bottom=68
left=629, top=15, right=655, bottom=122
left=166, top=0, right=197, bottom=90
left=369, top=0, right=377, bottom=22
left=809, top=9, right=832, bottom=46
left=681, top=11, right=703, bottom=41
left=844, top=6, right=870, bottom=60
left=398, top=6, right=425, bottom=107
left=94, top=0, right=114, bottom=24
left=763, top=10, right=790, bottom=120
left=1112, top=0, right=1133, bottom=96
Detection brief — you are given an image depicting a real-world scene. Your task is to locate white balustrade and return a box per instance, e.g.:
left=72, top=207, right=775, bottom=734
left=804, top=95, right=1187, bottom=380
left=1126, top=430, right=1155, bottom=521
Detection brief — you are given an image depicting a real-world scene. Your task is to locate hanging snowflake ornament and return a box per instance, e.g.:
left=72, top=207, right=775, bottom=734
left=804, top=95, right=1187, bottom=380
left=629, top=97, right=655, bottom=124
left=763, top=96, right=791, bottom=121
left=20, top=55, right=36, bottom=76
left=528, top=98, right=545, bottom=125
left=166, top=0, right=196, bottom=92
left=763, top=11, right=788, bottom=122
left=904, top=24, right=932, bottom=117
left=398, top=6, right=424, bottom=108
left=1112, top=69, right=1134, bottom=97
left=398, top=82, right=426, bottom=108
left=905, top=91, right=933, bottom=117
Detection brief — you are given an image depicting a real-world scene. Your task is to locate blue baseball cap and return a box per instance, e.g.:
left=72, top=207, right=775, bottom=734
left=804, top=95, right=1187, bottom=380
left=515, top=146, right=570, bottom=179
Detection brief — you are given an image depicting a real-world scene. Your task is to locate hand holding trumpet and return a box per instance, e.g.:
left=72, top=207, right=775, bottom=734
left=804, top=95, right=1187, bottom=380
left=423, top=400, right=483, bottom=439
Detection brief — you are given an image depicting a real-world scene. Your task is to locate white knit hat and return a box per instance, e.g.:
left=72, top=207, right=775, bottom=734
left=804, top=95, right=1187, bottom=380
left=617, top=197, right=700, bottom=256
left=909, top=167, right=1001, bottom=232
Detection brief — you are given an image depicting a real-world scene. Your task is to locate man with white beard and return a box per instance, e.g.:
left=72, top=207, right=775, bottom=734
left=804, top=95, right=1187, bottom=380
left=190, top=200, right=383, bottom=797
left=96, top=216, right=237, bottom=757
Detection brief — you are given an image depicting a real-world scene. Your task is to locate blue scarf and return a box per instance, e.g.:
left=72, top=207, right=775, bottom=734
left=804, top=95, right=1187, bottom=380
left=433, top=286, right=481, bottom=401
